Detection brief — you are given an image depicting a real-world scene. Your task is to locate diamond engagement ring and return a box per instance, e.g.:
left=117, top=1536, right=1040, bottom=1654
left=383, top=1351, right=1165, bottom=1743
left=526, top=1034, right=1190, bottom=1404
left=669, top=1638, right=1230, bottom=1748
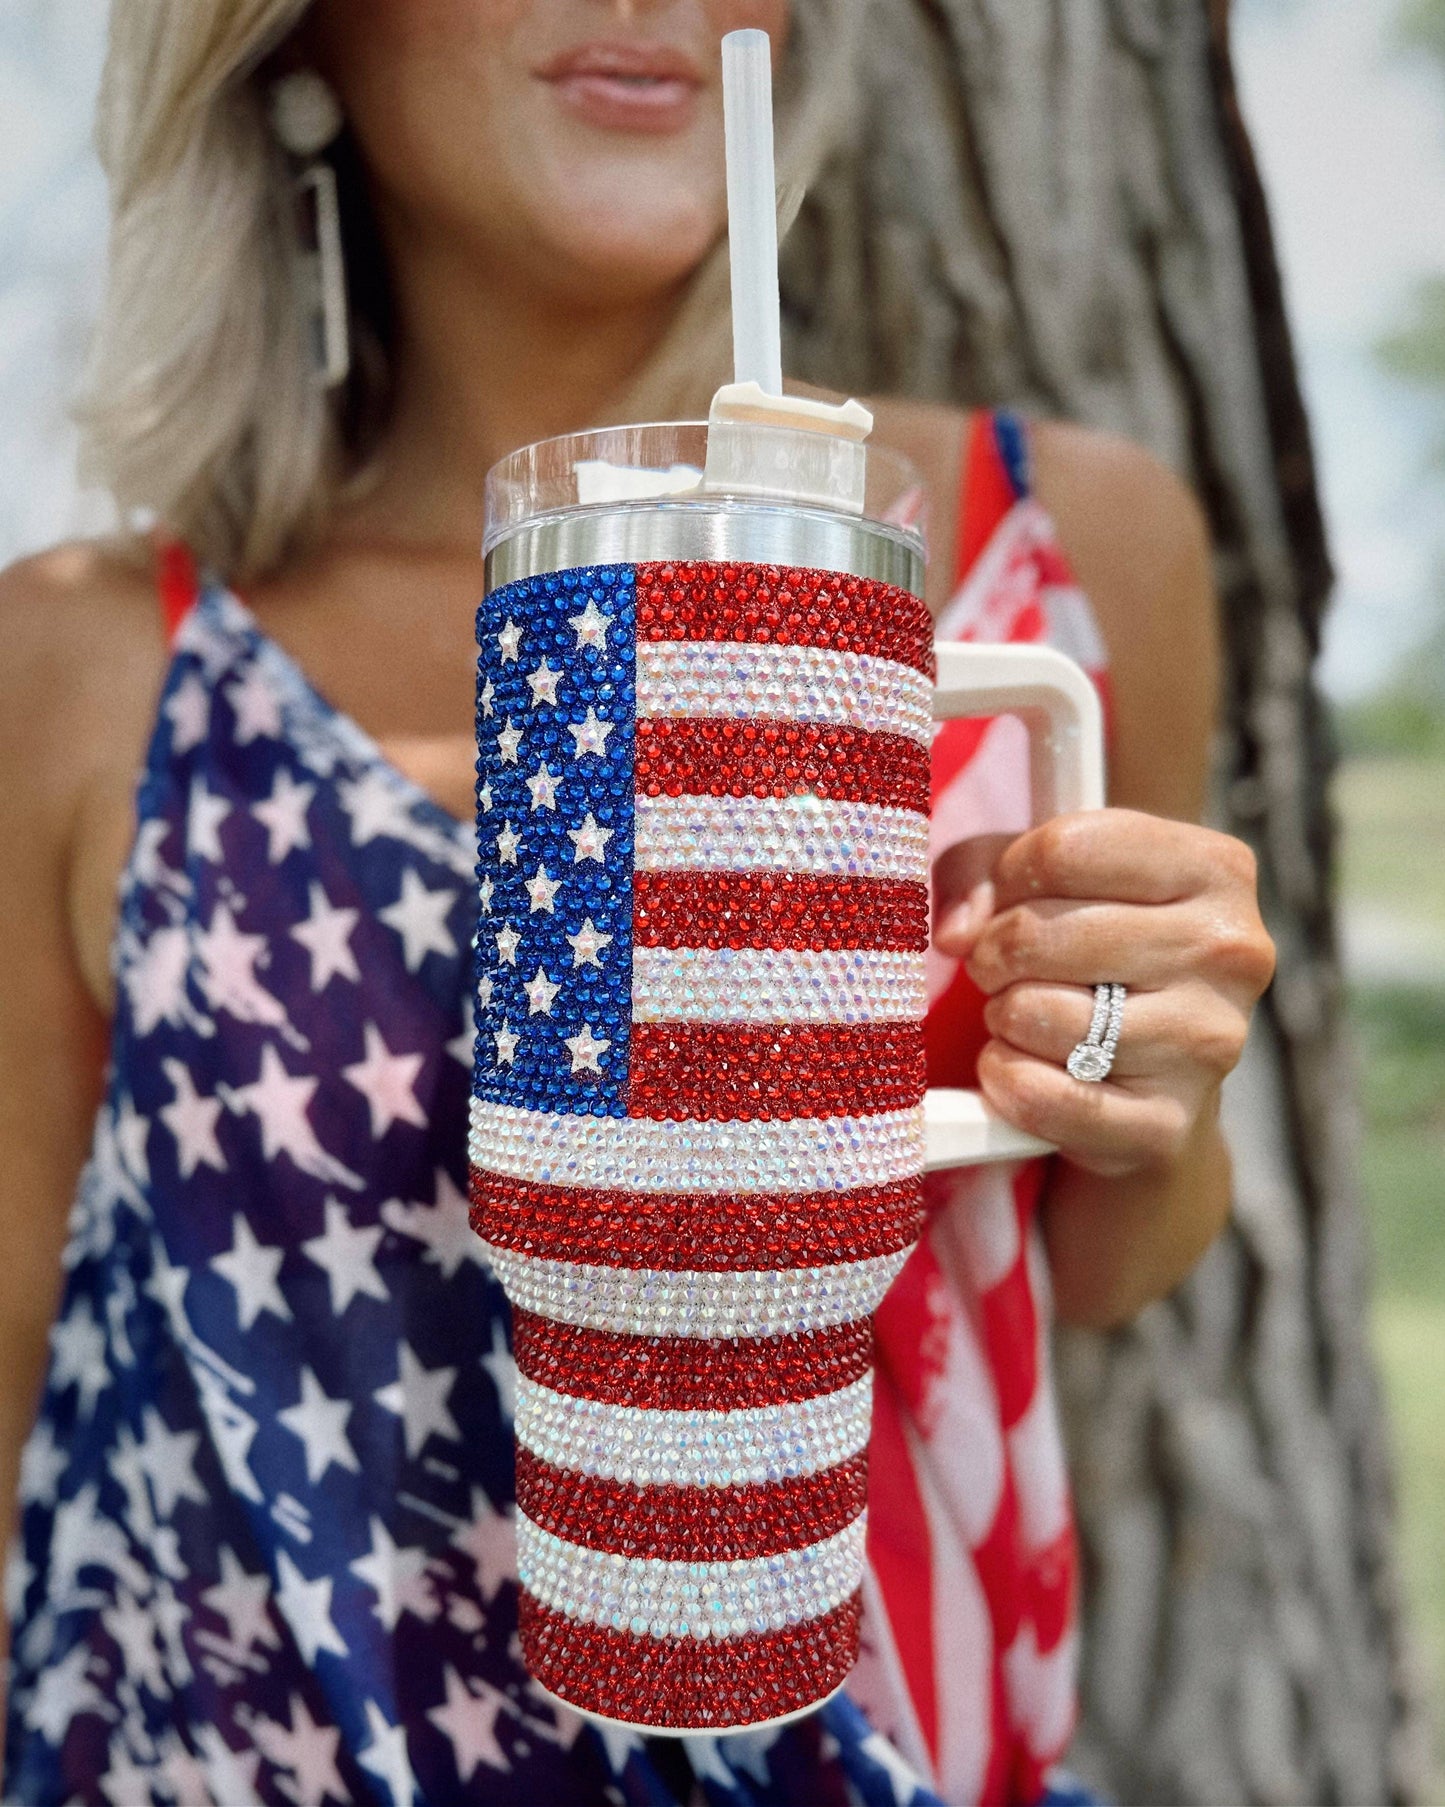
left=1066, top=982, right=1126, bottom=1083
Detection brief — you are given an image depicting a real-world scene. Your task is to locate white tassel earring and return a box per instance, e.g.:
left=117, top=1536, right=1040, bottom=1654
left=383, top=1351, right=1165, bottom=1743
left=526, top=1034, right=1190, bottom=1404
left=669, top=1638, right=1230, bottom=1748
left=269, top=71, right=350, bottom=390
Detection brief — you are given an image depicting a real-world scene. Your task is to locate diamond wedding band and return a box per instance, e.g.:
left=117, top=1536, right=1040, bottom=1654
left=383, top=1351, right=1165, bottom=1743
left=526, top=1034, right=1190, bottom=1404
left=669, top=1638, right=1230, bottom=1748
left=1066, top=982, right=1126, bottom=1083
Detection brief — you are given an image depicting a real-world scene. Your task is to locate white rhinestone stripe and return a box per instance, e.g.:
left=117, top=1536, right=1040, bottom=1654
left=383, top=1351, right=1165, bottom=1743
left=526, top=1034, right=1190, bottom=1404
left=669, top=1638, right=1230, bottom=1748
left=632, top=947, right=927, bottom=1025
left=633, top=795, right=929, bottom=882
left=469, top=1099, right=925, bottom=1194
left=636, top=642, right=933, bottom=748
left=517, top=1511, right=868, bottom=1640
left=479, top=1243, right=911, bottom=1340
left=514, top=1372, right=875, bottom=1487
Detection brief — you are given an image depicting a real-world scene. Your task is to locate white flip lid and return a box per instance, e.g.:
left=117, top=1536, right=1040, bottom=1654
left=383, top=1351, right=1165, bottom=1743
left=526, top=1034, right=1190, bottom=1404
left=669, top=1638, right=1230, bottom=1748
left=702, top=383, right=874, bottom=515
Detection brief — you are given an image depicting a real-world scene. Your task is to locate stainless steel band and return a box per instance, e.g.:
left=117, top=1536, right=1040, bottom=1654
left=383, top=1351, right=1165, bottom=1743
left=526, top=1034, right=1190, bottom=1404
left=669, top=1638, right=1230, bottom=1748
left=484, top=501, right=925, bottom=598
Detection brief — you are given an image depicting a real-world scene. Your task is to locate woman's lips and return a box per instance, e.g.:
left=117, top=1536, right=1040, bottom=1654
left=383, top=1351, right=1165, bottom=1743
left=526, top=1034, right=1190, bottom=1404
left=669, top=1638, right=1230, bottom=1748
left=536, top=43, right=704, bottom=135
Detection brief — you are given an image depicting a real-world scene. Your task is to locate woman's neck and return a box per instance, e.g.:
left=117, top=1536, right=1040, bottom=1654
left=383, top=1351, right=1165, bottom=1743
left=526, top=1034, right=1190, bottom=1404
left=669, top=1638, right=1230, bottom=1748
left=342, top=221, right=688, bottom=554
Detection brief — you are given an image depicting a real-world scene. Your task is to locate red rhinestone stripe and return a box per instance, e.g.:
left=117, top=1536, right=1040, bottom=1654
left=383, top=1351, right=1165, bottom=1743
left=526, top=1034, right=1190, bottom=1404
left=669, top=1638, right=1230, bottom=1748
left=511, top=1310, right=874, bottom=1409
left=515, top=1449, right=871, bottom=1561
left=471, top=1170, right=926, bottom=1271
left=634, top=718, right=930, bottom=815
left=633, top=872, right=929, bottom=953
left=518, top=1589, right=864, bottom=1729
left=634, top=561, right=934, bottom=679
left=628, top=1021, right=926, bottom=1121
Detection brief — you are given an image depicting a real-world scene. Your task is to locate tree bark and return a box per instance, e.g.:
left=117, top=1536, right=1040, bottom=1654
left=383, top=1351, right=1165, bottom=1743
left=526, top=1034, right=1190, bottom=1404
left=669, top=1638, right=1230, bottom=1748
left=782, top=3, right=1434, bottom=1800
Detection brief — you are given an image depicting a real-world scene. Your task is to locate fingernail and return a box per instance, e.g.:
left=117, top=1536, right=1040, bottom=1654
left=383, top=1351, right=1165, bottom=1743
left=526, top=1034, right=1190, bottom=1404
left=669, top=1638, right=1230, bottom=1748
left=939, top=880, right=994, bottom=945
left=938, top=906, right=974, bottom=944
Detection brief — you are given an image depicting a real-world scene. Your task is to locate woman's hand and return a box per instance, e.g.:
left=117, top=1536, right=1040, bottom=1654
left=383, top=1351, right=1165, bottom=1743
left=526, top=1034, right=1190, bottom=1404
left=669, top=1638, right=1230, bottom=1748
left=915, top=422, right=1254, bottom=1324
left=935, top=808, right=1276, bottom=1181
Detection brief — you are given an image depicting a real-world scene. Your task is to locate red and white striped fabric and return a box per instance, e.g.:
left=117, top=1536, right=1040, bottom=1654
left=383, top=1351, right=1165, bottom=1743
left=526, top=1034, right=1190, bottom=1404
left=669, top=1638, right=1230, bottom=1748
left=852, top=412, right=1112, bottom=1805
left=470, top=558, right=940, bottom=1730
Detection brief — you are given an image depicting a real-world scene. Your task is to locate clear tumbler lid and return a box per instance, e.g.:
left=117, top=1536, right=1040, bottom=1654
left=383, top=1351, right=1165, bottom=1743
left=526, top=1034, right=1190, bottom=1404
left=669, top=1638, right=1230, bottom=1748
left=483, top=421, right=928, bottom=561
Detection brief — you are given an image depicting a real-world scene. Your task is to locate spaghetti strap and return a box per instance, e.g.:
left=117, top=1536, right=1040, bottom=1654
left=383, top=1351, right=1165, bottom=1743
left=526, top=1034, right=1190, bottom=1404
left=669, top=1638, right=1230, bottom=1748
left=156, top=540, right=200, bottom=645
left=992, top=409, right=1032, bottom=497
left=953, top=409, right=1031, bottom=591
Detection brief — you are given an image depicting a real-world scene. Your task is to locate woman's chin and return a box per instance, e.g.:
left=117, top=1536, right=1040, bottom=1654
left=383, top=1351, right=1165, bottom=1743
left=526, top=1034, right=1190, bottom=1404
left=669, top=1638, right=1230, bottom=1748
left=523, top=204, right=719, bottom=310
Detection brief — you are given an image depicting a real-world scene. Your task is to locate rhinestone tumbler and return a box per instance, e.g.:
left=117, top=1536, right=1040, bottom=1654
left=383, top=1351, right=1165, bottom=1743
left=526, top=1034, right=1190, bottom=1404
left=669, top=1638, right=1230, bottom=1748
left=469, top=423, right=1104, bottom=1734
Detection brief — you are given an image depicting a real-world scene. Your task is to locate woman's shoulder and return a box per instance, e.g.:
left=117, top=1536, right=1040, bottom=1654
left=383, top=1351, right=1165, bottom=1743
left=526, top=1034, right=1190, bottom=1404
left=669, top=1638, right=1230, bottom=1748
left=871, top=402, right=1218, bottom=820
left=870, top=397, right=1207, bottom=557
left=1028, top=418, right=1211, bottom=602
left=0, top=538, right=168, bottom=823
left=1030, top=421, right=1218, bottom=821
left=1, top=541, right=176, bottom=1013
left=866, top=399, right=1210, bottom=620
left=0, top=536, right=165, bottom=699
left=0, top=534, right=160, bottom=623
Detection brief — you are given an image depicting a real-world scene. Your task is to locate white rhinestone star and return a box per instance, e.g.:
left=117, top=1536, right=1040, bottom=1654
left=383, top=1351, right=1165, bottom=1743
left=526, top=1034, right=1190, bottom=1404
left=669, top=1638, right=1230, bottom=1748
left=494, top=1023, right=519, bottom=1066
left=524, top=865, right=560, bottom=914
left=526, top=765, right=560, bottom=812
left=568, top=599, right=611, bottom=650
left=478, top=781, right=493, bottom=814
left=494, top=924, right=521, bottom=966
left=565, top=919, right=613, bottom=968
left=567, top=709, right=614, bottom=760
left=479, top=875, right=495, bottom=914
left=526, top=661, right=561, bottom=708
left=496, top=720, right=522, bottom=764
left=564, top=1025, right=610, bottom=1075
left=497, top=621, right=522, bottom=663
left=495, top=822, right=520, bottom=865
left=567, top=813, right=613, bottom=864
left=477, top=974, right=494, bottom=1010
left=480, top=677, right=495, bottom=719
left=524, top=969, right=560, bottom=1016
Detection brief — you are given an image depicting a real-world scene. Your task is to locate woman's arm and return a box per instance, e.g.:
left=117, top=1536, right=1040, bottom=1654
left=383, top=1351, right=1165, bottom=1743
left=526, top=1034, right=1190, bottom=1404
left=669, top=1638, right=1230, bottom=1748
left=0, top=551, right=154, bottom=1708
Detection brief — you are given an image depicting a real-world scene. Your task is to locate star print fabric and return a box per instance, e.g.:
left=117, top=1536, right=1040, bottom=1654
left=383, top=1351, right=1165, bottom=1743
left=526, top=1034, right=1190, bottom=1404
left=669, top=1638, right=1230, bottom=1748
left=1, top=580, right=948, bottom=1806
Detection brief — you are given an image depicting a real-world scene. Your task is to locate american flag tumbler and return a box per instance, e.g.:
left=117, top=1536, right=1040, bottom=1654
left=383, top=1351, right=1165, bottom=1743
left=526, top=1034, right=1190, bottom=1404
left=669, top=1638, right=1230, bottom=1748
left=469, top=427, right=1104, bottom=1733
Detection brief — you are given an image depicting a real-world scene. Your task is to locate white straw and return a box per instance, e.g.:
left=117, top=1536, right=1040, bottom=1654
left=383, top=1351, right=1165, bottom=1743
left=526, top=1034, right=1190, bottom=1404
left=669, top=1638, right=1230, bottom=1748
left=722, top=30, right=783, bottom=396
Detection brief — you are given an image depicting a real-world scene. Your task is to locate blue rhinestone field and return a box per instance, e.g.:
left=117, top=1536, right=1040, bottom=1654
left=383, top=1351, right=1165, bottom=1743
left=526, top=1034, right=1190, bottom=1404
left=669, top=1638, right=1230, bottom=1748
left=473, top=565, right=638, bottom=1120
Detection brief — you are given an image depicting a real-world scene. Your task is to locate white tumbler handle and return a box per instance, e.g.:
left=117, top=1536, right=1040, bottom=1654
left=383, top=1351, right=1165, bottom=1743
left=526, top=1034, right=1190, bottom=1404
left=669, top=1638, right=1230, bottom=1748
left=925, top=642, right=1107, bottom=1172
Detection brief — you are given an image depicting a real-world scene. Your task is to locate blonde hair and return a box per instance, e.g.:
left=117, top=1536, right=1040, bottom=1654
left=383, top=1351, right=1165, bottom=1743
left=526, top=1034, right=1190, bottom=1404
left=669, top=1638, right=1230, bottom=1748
left=81, top=0, right=863, bottom=582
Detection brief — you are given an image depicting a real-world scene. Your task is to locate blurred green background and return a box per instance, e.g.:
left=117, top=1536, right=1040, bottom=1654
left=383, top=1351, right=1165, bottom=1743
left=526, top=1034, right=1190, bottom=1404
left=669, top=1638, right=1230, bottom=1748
left=1337, top=745, right=1445, bottom=1739
left=1342, top=0, right=1445, bottom=1742
left=1238, top=0, right=1445, bottom=1761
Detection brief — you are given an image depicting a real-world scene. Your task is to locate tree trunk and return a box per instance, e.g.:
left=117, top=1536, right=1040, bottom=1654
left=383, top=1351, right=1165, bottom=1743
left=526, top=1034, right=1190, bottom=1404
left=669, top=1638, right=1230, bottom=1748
left=782, top=3, right=1434, bottom=1800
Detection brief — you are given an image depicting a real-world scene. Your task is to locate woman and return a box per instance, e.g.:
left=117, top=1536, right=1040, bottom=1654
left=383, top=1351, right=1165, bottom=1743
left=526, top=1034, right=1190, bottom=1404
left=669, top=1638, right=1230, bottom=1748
left=0, top=1, right=1275, bottom=1802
